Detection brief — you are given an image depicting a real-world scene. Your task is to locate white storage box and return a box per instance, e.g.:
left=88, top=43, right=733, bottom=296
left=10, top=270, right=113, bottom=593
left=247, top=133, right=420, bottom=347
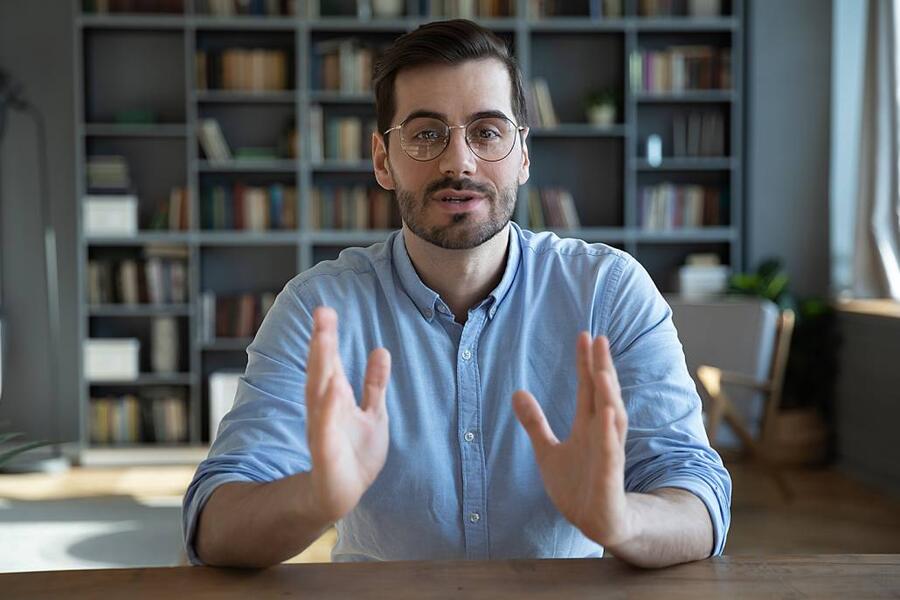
left=84, top=195, right=138, bottom=237
left=84, top=338, right=140, bottom=381
left=678, top=264, right=730, bottom=300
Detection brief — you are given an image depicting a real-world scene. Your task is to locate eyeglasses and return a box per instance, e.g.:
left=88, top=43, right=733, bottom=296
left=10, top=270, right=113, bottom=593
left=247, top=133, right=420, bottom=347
left=383, top=114, right=526, bottom=162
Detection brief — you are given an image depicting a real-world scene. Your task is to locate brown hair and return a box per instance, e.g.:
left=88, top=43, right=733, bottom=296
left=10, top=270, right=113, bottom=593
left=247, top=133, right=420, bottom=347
left=372, top=19, right=528, bottom=148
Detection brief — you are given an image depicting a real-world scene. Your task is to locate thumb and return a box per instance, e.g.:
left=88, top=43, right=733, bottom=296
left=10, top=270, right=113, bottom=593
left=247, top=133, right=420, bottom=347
left=512, top=390, right=559, bottom=459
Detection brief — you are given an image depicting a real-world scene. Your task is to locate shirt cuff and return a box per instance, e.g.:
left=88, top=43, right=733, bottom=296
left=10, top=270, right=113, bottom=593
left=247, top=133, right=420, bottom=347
left=181, top=472, right=254, bottom=565
left=642, top=475, right=731, bottom=557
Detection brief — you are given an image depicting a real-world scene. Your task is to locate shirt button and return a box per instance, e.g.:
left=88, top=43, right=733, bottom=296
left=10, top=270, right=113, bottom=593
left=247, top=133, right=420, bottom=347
left=462, top=349, right=472, bottom=360
left=468, top=512, right=480, bottom=523
left=423, top=309, right=433, bottom=318
left=464, top=431, right=475, bottom=442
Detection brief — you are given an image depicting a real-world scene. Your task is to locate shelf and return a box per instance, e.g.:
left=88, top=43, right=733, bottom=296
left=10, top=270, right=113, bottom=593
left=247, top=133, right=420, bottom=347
left=80, top=444, right=210, bottom=467
left=634, top=227, right=736, bottom=243
left=634, top=17, right=738, bottom=32
left=88, top=374, right=195, bottom=386
left=307, top=230, right=393, bottom=245
left=195, top=159, right=297, bottom=173
left=530, top=123, right=627, bottom=137
left=192, top=15, right=296, bottom=30
left=199, top=338, right=253, bottom=351
left=635, top=157, right=735, bottom=171
left=196, top=231, right=299, bottom=245
left=85, top=232, right=191, bottom=245
left=88, top=304, right=192, bottom=317
left=527, top=18, right=628, bottom=32
left=83, top=123, right=188, bottom=137
left=308, top=17, right=413, bottom=32
left=633, top=90, right=735, bottom=103
left=77, top=13, right=186, bottom=30
left=311, top=160, right=374, bottom=173
left=309, top=91, right=375, bottom=104
left=193, top=90, right=297, bottom=104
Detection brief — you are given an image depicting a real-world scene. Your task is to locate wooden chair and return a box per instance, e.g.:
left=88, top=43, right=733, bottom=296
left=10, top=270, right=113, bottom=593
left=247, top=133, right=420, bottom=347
left=695, top=309, right=795, bottom=500
left=668, top=297, right=796, bottom=500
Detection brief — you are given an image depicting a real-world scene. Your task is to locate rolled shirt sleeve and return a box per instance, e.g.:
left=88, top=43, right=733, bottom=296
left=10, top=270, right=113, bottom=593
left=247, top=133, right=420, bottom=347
left=181, top=282, right=315, bottom=565
left=602, top=255, right=732, bottom=557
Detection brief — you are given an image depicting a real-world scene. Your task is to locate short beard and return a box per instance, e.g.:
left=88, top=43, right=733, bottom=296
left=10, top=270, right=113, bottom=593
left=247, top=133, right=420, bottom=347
left=396, top=176, right=517, bottom=250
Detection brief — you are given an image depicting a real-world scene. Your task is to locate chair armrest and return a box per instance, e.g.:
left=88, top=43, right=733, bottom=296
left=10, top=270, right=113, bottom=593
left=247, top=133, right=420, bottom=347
left=696, top=365, right=771, bottom=393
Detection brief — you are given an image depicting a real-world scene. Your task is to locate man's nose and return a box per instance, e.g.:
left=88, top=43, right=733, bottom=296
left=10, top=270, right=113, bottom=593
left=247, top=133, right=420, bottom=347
left=437, top=126, right=477, bottom=177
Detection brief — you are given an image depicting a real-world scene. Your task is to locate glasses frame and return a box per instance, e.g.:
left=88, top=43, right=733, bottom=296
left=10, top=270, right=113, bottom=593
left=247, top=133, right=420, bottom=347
left=383, top=114, right=527, bottom=163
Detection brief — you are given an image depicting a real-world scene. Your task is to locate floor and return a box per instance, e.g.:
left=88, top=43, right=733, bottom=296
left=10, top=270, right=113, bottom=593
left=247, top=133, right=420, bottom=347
left=0, top=460, right=898, bottom=572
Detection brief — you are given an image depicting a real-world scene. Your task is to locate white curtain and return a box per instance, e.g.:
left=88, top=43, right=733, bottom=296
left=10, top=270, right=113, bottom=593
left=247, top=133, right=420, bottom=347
left=854, top=0, right=900, bottom=299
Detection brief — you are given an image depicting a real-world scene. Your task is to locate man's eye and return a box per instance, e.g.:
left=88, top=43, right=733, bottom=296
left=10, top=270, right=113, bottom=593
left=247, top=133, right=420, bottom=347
left=473, top=128, right=501, bottom=140
left=413, top=129, right=442, bottom=142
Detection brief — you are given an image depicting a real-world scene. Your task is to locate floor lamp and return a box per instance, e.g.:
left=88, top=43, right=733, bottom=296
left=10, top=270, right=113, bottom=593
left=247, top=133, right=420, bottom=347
left=0, top=69, right=69, bottom=473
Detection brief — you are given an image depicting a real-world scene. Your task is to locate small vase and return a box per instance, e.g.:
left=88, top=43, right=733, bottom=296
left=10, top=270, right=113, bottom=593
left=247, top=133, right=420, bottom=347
left=587, top=104, right=616, bottom=126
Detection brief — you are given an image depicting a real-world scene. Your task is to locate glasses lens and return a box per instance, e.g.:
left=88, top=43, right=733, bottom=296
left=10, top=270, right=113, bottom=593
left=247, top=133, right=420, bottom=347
left=466, top=117, right=516, bottom=161
left=400, top=118, right=449, bottom=161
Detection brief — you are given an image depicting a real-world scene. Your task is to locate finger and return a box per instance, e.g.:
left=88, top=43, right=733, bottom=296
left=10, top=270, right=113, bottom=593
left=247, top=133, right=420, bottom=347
left=595, top=369, right=628, bottom=445
left=575, top=331, right=595, bottom=422
left=600, top=405, right=624, bottom=465
left=361, top=348, right=391, bottom=415
left=307, top=307, right=338, bottom=402
left=591, top=336, right=622, bottom=409
left=512, top=390, right=560, bottom=459
left=318, top=370, right=343, bottom=434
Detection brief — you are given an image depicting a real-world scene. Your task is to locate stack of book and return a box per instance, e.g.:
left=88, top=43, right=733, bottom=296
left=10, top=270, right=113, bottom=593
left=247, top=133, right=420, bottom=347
left=638, top=183, right=725, bottom=230
left=671, top=111, right=726, bottom=157
left=529, top=0, right=620, bottom=18
left=630, top=46, right=731, bottom=93
left=527, top=187, right=581, bottom=229
left=529, top=78, right=558, bottom=127
left=147, top=186, right=190, bottom=231
left=315, top=115, right=377, bottom=162
left=200, top=290, right=278, bottom=341
left=88, top=245, right=189, bottom=305
left=314, top=38, right=379, bottom=94
left=311, top=186, right=398, bottom=230
left=195, top=0, right=295, bottom=16
left=89, top=389, right=188, bottom=445
left=431, top=0, right=514, bottom=18
left=200, top=183, right=297, bottom=230
left=195, top=48, right=290, bottom=91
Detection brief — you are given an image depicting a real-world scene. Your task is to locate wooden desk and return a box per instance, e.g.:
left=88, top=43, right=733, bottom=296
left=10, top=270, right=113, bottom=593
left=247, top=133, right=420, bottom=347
left=2, top=555, right=898, bottom=599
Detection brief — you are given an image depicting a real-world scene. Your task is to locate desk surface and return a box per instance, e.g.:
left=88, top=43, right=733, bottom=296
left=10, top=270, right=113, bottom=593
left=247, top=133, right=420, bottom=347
left=2, top=555, right=899, bottom=599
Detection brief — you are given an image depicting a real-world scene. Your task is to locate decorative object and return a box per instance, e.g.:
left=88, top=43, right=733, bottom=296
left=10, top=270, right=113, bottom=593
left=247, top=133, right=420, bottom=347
left=584, top=90, right=617, bottom=126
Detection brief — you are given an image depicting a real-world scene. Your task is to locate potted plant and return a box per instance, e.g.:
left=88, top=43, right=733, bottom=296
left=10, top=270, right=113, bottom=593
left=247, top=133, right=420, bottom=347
left=0, top=429, right=51, bottom=470
left=728, top=259, right=836, bottom=466
left=584, top=90, right=618, bottom=126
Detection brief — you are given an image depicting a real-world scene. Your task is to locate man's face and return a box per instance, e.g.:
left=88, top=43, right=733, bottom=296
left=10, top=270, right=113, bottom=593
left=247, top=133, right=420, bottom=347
left=373, top=58, right=530, bottom=250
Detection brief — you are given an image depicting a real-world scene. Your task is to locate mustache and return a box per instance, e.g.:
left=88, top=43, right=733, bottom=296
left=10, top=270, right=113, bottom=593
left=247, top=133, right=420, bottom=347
left=424, top=176, right=494, bottom=199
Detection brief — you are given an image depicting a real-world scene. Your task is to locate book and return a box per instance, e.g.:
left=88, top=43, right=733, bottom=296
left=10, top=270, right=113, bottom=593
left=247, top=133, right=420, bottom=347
left=198, top=118, right=233, bottom=161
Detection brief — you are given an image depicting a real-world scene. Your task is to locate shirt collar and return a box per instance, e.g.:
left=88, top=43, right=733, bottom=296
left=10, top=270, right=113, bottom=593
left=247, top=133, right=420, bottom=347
left=391, top=224, right=522, bottom=322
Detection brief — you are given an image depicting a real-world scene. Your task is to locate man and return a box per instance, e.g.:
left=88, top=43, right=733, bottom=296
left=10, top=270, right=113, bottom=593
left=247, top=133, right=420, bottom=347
left=182, top=19, right=731, bottom=568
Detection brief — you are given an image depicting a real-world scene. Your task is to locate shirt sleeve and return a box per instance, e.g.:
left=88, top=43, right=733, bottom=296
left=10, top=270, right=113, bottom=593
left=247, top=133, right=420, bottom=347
left=181, top=281, right=316, bottom=565
left=599, top=254, right=732, bottom=557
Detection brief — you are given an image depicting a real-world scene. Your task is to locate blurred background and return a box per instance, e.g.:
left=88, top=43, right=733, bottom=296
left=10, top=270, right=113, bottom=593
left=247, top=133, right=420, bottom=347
left=0, top=0, right=898, bottom=572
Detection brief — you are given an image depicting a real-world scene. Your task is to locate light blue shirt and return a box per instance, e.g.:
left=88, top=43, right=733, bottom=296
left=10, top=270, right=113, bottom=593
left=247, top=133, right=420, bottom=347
left=182, top=222, right=732, bottom=563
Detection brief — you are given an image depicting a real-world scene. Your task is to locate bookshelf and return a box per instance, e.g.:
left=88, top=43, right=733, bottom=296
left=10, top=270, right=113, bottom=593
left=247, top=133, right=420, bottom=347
left=73, top=0, right=743, bottom=462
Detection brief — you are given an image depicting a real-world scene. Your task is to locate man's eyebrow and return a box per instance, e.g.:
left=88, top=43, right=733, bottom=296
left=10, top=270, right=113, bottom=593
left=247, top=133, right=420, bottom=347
left=400, top=109, right=513, bottom=123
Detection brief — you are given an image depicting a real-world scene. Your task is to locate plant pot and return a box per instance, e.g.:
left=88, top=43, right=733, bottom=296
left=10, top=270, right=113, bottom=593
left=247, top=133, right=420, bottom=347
left=587, top=104, right=616, bottom=126
left=763, top=407, right=829, bottom=466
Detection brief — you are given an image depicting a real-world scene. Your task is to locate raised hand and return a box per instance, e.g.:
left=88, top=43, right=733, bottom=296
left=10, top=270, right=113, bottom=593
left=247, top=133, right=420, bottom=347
left=512, top=333, right=634, bottom=549
left=305, top=306, right=392, bottom=524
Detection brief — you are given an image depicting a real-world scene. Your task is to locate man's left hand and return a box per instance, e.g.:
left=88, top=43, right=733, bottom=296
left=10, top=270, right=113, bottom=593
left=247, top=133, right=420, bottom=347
left=512, top=333, right=636, bottom=549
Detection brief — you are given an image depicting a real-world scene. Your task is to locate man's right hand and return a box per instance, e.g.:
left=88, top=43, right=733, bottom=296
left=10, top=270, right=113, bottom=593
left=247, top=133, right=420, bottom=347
left=305, top=306, right=392, bottom=525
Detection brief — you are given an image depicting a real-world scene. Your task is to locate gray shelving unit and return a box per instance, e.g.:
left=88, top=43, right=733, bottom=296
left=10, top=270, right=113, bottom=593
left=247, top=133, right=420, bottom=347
left=72, top=0, right=744, bottom=463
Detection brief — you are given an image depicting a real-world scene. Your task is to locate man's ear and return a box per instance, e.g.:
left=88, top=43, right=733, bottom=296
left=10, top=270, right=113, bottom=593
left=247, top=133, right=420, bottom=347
left=517, top=127, right=530, bottom=186
left=373, top=132, right=396, bottom=191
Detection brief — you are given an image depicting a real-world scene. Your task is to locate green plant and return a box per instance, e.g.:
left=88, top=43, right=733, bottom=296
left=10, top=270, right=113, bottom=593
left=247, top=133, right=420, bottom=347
left=728, top=258, right=794, bottom=311
left=0, top=430, right=52, bottom=468
left=584, top=89, right=617, bottom=110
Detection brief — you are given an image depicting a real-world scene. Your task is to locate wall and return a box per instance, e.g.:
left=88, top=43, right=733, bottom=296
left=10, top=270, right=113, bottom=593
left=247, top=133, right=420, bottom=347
left=0, top=1, right=79, bottom=446
left=746, top=0, right=832, bottom=299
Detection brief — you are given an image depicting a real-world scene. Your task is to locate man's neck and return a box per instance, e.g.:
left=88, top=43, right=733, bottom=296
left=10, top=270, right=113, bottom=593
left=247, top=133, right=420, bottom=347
left=402, top=223, right=511, bottom=324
